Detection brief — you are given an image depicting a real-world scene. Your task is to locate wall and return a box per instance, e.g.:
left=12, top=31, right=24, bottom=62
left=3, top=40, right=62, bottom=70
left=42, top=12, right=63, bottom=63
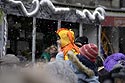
left=82, top=24, right=97, bottom=45
left=110, top=27, right=119, bottom=53
left=112, top=0, right=120, bottom=8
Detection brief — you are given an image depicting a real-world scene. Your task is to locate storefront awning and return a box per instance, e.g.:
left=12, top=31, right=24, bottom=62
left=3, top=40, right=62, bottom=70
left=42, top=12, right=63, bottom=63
left=102, top=16, right=125, bottom=27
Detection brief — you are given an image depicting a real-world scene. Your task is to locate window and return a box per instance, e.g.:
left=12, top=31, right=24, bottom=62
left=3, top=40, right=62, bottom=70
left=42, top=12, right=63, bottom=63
left=61, top=21, right=79, bottom=38
left=36, top=19, right=58, bottom=59
left=7, top=15, right=32, bottom=60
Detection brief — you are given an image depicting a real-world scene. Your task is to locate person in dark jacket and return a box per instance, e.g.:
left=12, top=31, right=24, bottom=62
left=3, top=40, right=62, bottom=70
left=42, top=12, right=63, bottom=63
left=101, top=53, right=125, bottom=83
left=77, top=43, right=99, bottom=76
left=110, top=64, right=125, bottom=83
left=103, top=53, right=125, bottom=72
left=75, top=36, right=88, bottom=48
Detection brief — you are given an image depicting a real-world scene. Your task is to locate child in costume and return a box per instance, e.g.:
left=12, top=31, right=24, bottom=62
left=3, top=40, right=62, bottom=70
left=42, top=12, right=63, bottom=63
left=56, top=28, right=79, bottom=60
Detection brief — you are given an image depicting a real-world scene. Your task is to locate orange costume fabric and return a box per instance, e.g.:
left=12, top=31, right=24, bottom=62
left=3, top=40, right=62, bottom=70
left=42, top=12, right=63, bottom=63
left=56, top=28, right=79, bottom=60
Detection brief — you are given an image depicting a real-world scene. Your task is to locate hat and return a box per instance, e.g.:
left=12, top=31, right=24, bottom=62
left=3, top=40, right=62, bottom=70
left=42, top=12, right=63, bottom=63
left=80, top=43, right=98, bottom=62
left=75, top=36, right=88, bottom=47
left=56, top=28, right=75, bottom=47
left=56, top=28, right=79, bottom=60
left=103, top=53, right=125, bottom=72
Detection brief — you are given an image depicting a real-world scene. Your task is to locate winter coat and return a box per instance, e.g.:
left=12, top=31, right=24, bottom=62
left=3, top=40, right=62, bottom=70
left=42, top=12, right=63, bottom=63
left=103, top=53, right=125, bottom=72
left=56, top=52, right=100, bottom=83
left=66, top=60, right=100, bottom=83
left=76, top=55, right=98, bottom=76
left=41, top=52, right=51, bottom=62
left=56, top=51, right=64, bottom=60
left=110, top=65, right=125, bottom=79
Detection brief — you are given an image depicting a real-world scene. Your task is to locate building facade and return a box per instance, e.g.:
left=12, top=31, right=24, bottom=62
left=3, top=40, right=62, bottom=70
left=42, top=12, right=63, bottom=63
left=0, top=0, right=125, bottom=61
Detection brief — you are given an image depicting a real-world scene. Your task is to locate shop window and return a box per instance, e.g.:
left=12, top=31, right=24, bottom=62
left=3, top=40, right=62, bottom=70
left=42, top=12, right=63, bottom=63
left=119, top=27, right=125, bottom=54
left=61, top=21, right=79, bottom=38
left=7, top=15, right=33, bottom=60
left=101, top=27, right=115, bottom=57
left=7, top=15, right=80, bottom=60
left=36, top=19, right=58, bottom=59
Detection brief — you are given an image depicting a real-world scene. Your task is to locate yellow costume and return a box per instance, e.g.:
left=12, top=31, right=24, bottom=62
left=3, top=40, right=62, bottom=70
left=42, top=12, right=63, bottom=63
left=56, top=28, right=79, bottom=60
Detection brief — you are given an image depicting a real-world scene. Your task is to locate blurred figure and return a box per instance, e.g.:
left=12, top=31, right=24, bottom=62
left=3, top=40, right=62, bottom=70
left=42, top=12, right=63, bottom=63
left=41, top=45, right=58, bottom=62
left=96, top=56, right=109, bottom=83
left=21, top=49, right=32, bottom=61
left=40, top=60, right=78, bottom=83
left=0, top=54, right=20, bottom=73
left=102, top=53, right=125, bottom=83
left=75, top=36, right=88, bottom=48
left=41, top=47, right=51, bottom=62
left=49, top=45, right=58, bottom=62
left=110, top=65, right=125, bottom=83
left=103, top=53, right=125, bottom=72
left=0, top=54, right=20, bottom=65
left=0, top=60, right=78, bottom=83
left=17, top=50, right=27, bottom=62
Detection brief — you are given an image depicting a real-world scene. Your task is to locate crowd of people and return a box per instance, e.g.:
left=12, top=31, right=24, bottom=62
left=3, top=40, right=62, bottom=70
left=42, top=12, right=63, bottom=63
left=0, top=28, right=125, bottom=83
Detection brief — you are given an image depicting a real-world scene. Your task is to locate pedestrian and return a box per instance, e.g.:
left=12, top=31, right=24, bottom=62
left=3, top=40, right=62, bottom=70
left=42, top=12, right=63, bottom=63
left=103, top=53, right=125, bottom=72
left=49, top=45, right=58, bottom=62
left=96, top=56, right=110, bottom=83
left=17, top=50, right=27, bottom=62
left=68, top=43, right=100, bottom=83
left=75, top=36, right=88, bottom=48
left=102, top=53, right=125, bottom=83
left=41, top=47, right=51, bottom=62
left=56, top=28, right=79, bottom=60
left=110, top=64, right=125, bottom=83
left=0, top=54, right=20, bottom=72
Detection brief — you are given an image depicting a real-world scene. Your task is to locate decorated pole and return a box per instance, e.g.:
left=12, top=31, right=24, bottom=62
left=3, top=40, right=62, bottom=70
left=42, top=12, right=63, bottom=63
left=58, top=20, right=61, bottom=29
left=95, top=7, right=106, bottom=61
left=0, top=9, right=6, bottom=58
left=79, top=22, right=83, bottom=37
left=98, top=24, right=104, bottom=61
left=2, top=16, right=8, bottom=57
left=57, top=20, right=61, bottom=50
left=32, top=17, right=36, bottom=63
left=0, top=14, right=8, bottom=58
